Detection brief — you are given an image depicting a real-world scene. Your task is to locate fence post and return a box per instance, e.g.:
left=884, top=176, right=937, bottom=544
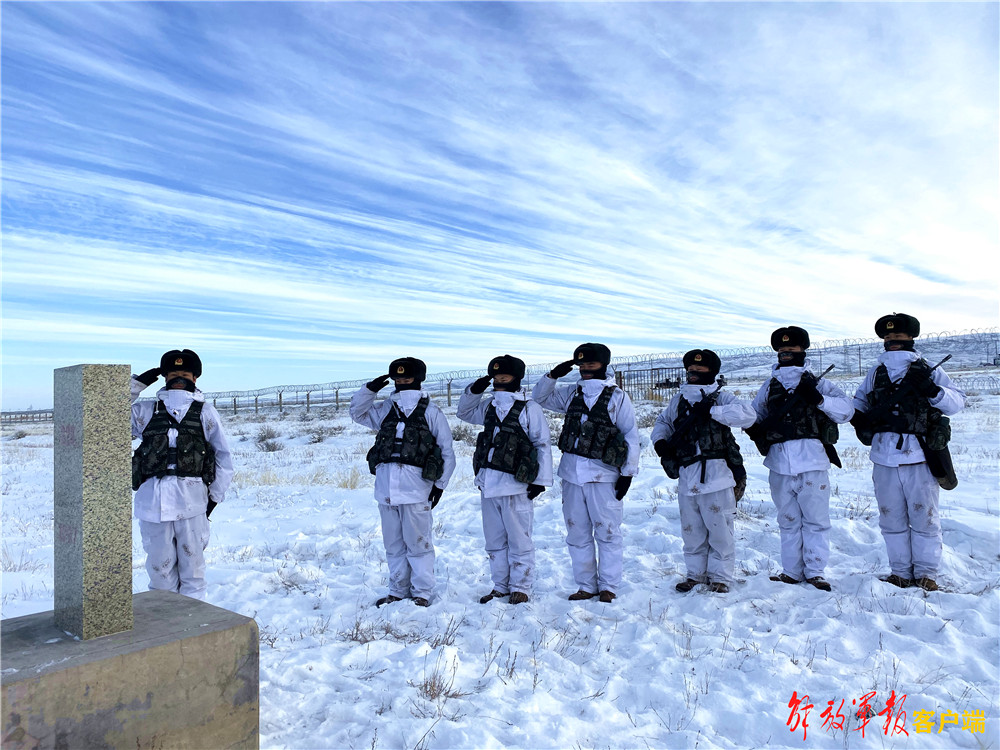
left=213, top=398, right=218, bottom=410
left=306, top=392, right=311, bottom=413
left=335, top=390, right=340, bottom=410
left=447, top=380, right=453, bottom=407
left=278, top=391, right=283, bottom=413
left=254, top=396, right=259, bottom=415
left=233, top=397, right=237, bottom=415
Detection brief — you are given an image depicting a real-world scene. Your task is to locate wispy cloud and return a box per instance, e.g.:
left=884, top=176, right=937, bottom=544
left=2, top=2, right=996, bottom=407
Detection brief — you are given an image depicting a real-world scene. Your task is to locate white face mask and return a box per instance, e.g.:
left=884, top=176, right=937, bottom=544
left=162, top=389, right=195, bottom=410
left=393, top=389, right=423, bottom=412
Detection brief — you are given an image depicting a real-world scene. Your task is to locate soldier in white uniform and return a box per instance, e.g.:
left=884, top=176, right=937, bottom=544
left=351, top=357, right=456, bottom=607
left=651, top=350, right=755, bottom=594
left=533, top=343, right=639, bottom=604
left=748, top=326, right=854, bottom=592
left=457, top=355, right=553, bottom=604
left=851, top=313, right=965, bottom=591
left=131, top=349, right=234, bottom=600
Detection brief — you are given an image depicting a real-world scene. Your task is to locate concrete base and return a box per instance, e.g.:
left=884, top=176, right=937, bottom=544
left=1, top=591, right=258, bottom=749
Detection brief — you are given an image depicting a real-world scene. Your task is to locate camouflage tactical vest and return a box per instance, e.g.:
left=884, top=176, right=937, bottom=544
left=366, top=397, right=444, bottom=481
left=132, top=400, right=216, bottom=491
left=763, top=378, right=839, bottom=446
left=472, top=400, right=539, bottom=483
left=671, top=397, right=744, bottom=471
left=557, top=386, right=627, bottom=468
left=860, top=363, right=950, bottom=450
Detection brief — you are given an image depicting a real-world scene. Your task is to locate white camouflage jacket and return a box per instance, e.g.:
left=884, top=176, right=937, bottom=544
left=456, top=386, right=553, bottom=498
left=131, top=379, right=234, bottom=523
left=852, top=350, right=965, bottom=467
left=350, top=387, right=456, bottom=505
left=751, top=364, right=855, bottom=476
left=532, top=372, right=640, bottom=484
left=650, top=382, right=756, bottom=495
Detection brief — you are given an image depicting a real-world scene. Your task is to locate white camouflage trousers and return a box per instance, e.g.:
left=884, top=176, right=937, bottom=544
left=481, top=493, right=535, bottom=595
left=562, top=481, right=623, bottom=595
left=873, top=463, right=942, bottom=580
left=378, top=502, right=435, bottom=600
left=678, top=488, right=736, bottom=585
left=139, top=516, right=211, bottom=600
left=769, top=470, right=832, bottom=580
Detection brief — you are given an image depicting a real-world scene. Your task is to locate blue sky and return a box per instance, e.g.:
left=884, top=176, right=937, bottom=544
left=2, top=2, right=997, bottom=408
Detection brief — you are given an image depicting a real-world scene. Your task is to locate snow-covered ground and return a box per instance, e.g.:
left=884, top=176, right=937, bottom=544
left=2, top=378, right=998, bottom=749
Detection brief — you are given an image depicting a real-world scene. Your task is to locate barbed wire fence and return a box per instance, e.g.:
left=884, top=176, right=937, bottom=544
left=3, top=328, right=997, bottom=424
left=181, top=327, right=1000, bottom=416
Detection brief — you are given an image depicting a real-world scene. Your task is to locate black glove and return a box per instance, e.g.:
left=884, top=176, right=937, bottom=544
left=614, top=475, right=632, bottom=501
left=653, top=439, right=669, bottom=458
left=526, top=484, right=545, bottom=500
left=469, top=376, right=492, bottom=395
left=366, top=374, right=391, bottom=392
left=206, top=499, right=218, bottom=519
left=549, top=360, right=575, bottom=379
left=428, top=486, right=443, bottom=509
left=691, top=397, right=714, bottom=419
left=796, top=373, right=823, bottom=406
left=134, top=367, right=162, bottom=387
left=905, top=361, right=941, bottom=399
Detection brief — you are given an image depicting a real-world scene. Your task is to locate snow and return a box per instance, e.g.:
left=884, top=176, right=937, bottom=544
left=2, top=380, right=998, bottom=749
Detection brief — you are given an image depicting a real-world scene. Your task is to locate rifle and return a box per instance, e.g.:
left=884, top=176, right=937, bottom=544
left=745, top=365, right=840, bottom=467
left=853, top=354, right=957, bottom=490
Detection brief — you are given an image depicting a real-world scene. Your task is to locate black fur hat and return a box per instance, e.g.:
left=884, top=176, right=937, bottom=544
left=388, top=357, right=427, bottom=382
left=771, top=326, right=811, bottom=351
left=875, top=313, right=920, bottom=338
left=573, top=343, right=611, bottom=366
left=160, top=349, right=202, bottom=378
left=682, top=349, right=721, bottom=378
left=488, top=355, right=526, bottom=379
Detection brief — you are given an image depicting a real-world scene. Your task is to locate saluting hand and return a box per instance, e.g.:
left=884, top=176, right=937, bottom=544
left=366, top=374, right=391, bottom=392
left=549, top=360, right=575, bottom=379
left=469, top=376, right=492, bottom=395
left=134, top=367, right=162, bottom=387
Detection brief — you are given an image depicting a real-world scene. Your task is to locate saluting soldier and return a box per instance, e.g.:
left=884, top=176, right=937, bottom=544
left=652, top=349, right=755, bottom=594
left=131, top=349, right=234, bottom=600
left=851, top=314, right=965, bottom=591
left=351, top=357, right=456, bottom=607
left=457, top=355, right=553, bottom=605
left=533, top=343, right=639, bottom=604
left=748, top=326, right=854, bottom=592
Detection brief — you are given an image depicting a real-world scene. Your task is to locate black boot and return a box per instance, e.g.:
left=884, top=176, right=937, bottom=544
left=769, top=573, right=801, bottom=585
left=675, top=578, right=700, bottom=593
left=479, top=590, right=509, bottom=604
left=375, top=595, right=402, bottom=608
left=568, top=589, right=597, bottom=601
left=509, top=592, right=530, bottom=604
left=806, top=576, right=832, bottom=592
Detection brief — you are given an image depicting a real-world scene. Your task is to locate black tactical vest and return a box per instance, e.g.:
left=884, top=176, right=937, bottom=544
left=473, top=400, right=539, bottom=483
left=672, top=396, right=744, bottom=473
left=557, top=386, right=627, bottom=468
left=366, top=397, right=444, bottom=481
left=763, top=378, right=839, bottom=446
left=132, top=400, right=216, bottom=491
left=862, top=364, right=950, bottom=450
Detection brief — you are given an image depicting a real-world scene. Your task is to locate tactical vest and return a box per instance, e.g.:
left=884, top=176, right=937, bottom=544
left=861, top=364, right=950, bottom=450
left=472, top=400, right=540, bottom=484
left=557, top=386, right=627, bottom=468
left=671, top=396, right=743, bottom=477
left=366, top=397, right=445, bottom=481
left=132, top=400, right=216, bottom=491
left=763, top=378, right=839, bottom=446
